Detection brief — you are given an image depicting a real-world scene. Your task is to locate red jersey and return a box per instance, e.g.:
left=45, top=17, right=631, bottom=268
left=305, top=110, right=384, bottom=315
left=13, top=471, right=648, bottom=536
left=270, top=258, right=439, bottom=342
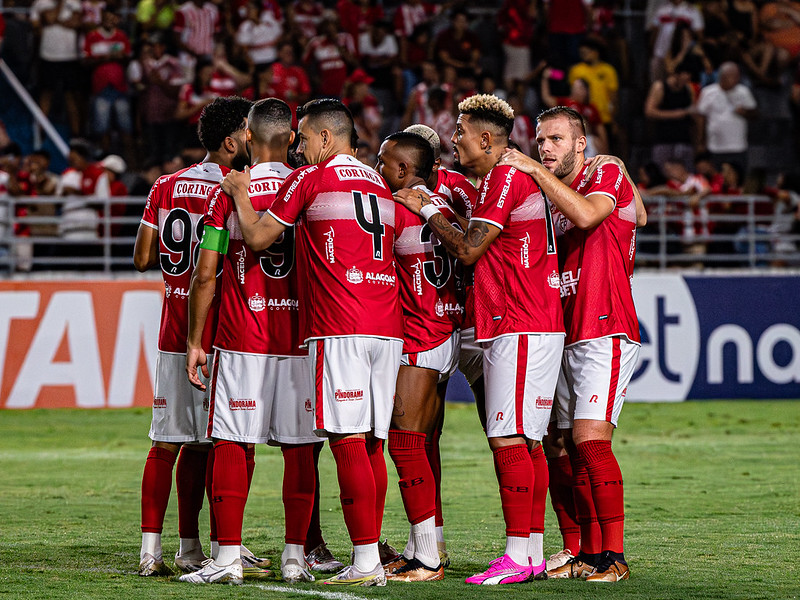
left=394, top=185, right=462, bottom=353
left=174, top=1, right=219, bottom=57
left=141, top=162, right=225, bottom=353
left=268, top=154, right=403, bottom=343
left=302, top=33, right=356, bottom=97
left=83, top=28, right=131, bottom=94
left=204, top=162, right=303, bottom=356
left=471, top=165, right=564, bottom=342
left=554, top=163, right=640, bottom=346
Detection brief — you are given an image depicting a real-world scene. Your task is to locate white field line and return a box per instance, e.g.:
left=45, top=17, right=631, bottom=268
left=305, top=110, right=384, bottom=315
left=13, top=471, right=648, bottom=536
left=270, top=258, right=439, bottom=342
left=252, top=583, right=364, bottom=600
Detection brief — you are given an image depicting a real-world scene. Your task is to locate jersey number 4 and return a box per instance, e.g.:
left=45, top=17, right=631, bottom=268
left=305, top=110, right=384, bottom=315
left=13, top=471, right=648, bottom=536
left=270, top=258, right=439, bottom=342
left=353, top=191, right=385, bottom=260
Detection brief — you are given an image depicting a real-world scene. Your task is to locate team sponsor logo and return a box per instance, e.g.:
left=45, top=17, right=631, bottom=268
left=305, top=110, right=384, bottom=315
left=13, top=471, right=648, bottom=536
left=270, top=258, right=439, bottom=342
left=334, top=166, right=383, bottom=185
left=435, top=299, right=445, bottom=317
left=228, top=397, right=256, bottom=410
left=560, top=268, right=580, bottom=297
left=248, top=293, right=266, bottom=312
left=164, top=283, right=172, bottom=298
left=496, top=169, right=515, bottom=209
left=207, top=187, right=222, bottom=216
left=267, top=298, right=299, bottom=309
left=442, top=301, right=464, bottom=316
left=304, top=398, right=312, bottom=412
left=166, top=286, right=189, bottom=299
left=519, top=232, right=530, bottom=268
left=535, top=395, right=553, bottom=409
left=175, top=181, right=214, bottom=199
left=248, top=178, right=281, bottom=195
left=413, top=259, right=423, bottom=296
left=365, top=271, right=395, bottom=285
left=153, top=397, right=167, bottom=409
left=237, top=247, right=246, bottom=284
left=629, top=229, right=637, bottom=261
left=334, top=388, right=364, bottom=402
left=324, top=227, right=335, bottom=263
left=614, top=169, right=623, bottom=191
left=548, top=270, right=561, bottom=289
left=346, top=266, right=364, bottom=284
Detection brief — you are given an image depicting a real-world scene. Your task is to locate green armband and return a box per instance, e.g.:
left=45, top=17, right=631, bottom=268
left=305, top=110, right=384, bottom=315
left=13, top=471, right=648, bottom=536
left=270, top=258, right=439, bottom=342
left=199, top=225, right=229, bottom=254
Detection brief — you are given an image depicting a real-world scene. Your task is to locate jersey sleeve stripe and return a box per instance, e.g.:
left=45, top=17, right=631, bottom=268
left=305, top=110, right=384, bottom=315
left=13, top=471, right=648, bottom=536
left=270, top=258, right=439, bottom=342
left=470, top=216, right=504, bottom=231
left=140, top=219, right=158, bottom=230
left=585, top=190, right=618, bottom=209
left=267, top=209, right=295, bottom=227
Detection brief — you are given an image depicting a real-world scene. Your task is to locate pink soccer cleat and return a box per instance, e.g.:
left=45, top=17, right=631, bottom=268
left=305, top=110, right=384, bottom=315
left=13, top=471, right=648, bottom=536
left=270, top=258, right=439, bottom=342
left=465, top=554, right=533, bottom=585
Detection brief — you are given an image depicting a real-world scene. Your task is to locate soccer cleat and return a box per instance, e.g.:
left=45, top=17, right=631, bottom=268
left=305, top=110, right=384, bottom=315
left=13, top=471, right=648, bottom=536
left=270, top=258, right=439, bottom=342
left=386, top=558, right=444, bottom=582
left=305, top=542, right=344, bottom=573
left=378, top=539, right=401, bottom=566
left=383, top=554, right=409, bottom=575
left=465, top=554, right=533, bottom=585
left=174, top=549, right=209, bottom=573
left=546, top=548, right=574, bottom=572
left=547, top=555, right=597, bottom=579
left=138, top=553, right=174, bottom=577
left=586, top=554, right=629, bottom=582
left=437, top=541, right=451, bottom=568
left=530, top=559, right=548, bottom=581
left=240, top=546, right=271, bottom=568
left=282, top=557, right=315, bottom=583
left=320, top=564, right=387, bottom=586
left=242, top=566, right=272, bottom=580
left=178, top=557, right=243, bottom=584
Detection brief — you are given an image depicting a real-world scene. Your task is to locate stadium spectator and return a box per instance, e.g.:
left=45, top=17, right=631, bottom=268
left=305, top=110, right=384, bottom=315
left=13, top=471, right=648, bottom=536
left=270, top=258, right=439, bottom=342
left=265, top=42, right=311, bottom=127
left=434, top=10, right=482, bottom=75
left=401, top=61, right=447, bottom=129
left=663, top=21, right=713, bottom=87
left=644, top=65, right=696, bottom=170
left=543, top=0, right=592, bottom=67
left=568, top=39, right=619, bottom=146
left=694, top=61, right=758, bottom=171
left=173, top=0, right=220, bottom=60
left=497, top=0, right=537, bottom=92
left=342, top=69, right=383, bottom=159
left=337, top=0, right=384, bottom=41
left=648, top=0, right=704, bottom=82
left=508, top=94, right=535, bottom=157
left=234, top=0, right=282, bottom=69
left=31, top=0, right=83, bottom=136
left=759, top=0, right=800, bottom=60
left=768, top=172, right=800, bottom=262
left=541, top=67, right=608, bottom=155
left=0, top=0, right=35, bottom=90
left=358, top=20, right=401, bottom=110
left=287, top=0, right=324, bottom=45
left=176, top=57, right=220, bottom=156
left=303, top=16, right=357, bottom=98
left=135, top=0, right=176, bottom=39
left=425, top=86, right=456, bottom=168
left=393, top=0, right=438, bottom=42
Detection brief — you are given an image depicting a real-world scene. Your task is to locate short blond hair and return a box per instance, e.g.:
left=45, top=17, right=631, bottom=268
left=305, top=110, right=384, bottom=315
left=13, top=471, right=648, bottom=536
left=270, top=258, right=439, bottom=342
left=404, top=124, right=441, bottom=159
left=457, top=94, right=515, bottom=137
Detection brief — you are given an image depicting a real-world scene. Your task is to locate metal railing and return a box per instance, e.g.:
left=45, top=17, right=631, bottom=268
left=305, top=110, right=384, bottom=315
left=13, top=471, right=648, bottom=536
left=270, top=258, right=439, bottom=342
left=0, top=194, right=799, bottom=274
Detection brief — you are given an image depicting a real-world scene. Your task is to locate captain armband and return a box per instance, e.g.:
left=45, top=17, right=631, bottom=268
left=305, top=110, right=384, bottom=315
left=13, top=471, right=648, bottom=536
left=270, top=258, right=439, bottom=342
left=199, top=225, right=229, bottom=254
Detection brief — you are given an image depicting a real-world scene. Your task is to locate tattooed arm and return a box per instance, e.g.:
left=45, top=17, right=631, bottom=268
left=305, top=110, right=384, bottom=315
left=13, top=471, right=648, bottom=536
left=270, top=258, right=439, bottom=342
left=395, top=188, right=501, bottom=265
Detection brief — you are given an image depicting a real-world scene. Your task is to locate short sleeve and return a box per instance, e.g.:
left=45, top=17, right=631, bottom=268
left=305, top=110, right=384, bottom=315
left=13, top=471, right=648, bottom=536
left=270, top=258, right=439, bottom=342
left=204, top=184, right=231, bottom=230
left=142, top=176, right=167, bottom=229
left=470, top=166, right=517, bottom=230
left=268, top=164, right=318, bottom=226
left=586, top=163, right=625, bottom=209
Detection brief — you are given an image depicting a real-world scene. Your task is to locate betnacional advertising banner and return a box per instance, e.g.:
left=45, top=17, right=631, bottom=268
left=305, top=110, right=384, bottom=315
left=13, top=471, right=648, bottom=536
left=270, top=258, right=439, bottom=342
left=1, top=275, right=798, bottom=409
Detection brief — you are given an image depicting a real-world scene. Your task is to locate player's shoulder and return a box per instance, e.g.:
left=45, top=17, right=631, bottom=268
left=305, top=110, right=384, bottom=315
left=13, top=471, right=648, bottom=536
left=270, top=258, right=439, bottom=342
left=325, top=154, right=391, bottom=194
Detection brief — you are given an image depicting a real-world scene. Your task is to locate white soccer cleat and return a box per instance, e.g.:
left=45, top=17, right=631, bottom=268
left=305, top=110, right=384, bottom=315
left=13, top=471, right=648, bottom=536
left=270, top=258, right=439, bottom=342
left=305, top=542, right=344, bottom=573
left=240, top=545, right=272, bottom=568
left=174, top=549, right=209, bottom=573
left=321, top=564, right=387, bottom=586
left=546, top=548, right=574, bottom=572
left=282, top=557, right=315, bottom=583
left=178, top=557, right=243, bottom=584
left=138, top=553, right=173, bottom=577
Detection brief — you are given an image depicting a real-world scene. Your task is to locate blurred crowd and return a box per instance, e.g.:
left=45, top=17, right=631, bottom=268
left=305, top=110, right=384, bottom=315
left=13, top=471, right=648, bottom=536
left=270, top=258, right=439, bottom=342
left=0, top=0, right=799, bottom=269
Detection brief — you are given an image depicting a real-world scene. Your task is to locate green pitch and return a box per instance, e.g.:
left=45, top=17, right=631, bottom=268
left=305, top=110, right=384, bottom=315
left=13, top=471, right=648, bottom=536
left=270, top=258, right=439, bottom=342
left=1, top=401, right=798, bottom=599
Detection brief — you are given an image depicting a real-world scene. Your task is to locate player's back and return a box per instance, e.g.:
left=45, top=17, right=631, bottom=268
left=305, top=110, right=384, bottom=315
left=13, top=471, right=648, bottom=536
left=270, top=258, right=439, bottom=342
left=269, top=153, right=403, bottom=342
left=142, top=162, right=224, bottom=352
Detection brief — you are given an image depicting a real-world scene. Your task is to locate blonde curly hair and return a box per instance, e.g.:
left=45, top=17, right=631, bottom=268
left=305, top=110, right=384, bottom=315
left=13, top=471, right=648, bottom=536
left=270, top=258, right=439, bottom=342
left=457, top=94, right=515, bottom=137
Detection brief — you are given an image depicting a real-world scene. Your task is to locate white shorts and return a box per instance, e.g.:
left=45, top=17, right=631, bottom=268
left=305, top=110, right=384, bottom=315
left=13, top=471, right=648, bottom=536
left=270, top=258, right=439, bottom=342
left=207, top=350, right=318, bottom=445
left=401, top=330, right=461, bottom=381
left=555, top=336, right=641, bottom=429
left=482, top=333, right=564, bottom=441
left=309, top=336, right=403, bottom=440
left=458, top=327, right=484, bottom=385
left=149, top=351, right=212, bottom=444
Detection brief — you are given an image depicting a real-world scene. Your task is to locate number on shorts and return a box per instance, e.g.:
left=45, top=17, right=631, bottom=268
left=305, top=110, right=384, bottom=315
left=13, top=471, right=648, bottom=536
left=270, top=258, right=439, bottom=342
left=260, top=227, right=295, bottom=279
left=352, top=191, right=385, bottom=260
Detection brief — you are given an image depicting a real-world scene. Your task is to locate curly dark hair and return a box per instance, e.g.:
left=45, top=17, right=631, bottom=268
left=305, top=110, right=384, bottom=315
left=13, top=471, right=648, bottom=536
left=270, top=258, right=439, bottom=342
left=198, top=96, right=252, bottom=152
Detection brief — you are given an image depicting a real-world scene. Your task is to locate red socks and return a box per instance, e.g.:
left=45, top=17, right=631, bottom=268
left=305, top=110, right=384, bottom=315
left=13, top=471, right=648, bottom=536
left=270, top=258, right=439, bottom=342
left=329, top=437, right=378, bottom=546
left=529, top=444, right=549, bottom=536
left=245, top=445, right=255, bottom=490
left=548, top=454, right=581, bottom=554
left=366, top=437, right=387, bottom=536
left=305, top=442, right=324, bottom=553
left=388, top=429, right=436, bottom=525
left=426, top=429, right=444, bottom=528
left=211, top=441, right=249, bottom=546
left=569, top=447, right=603, bottom=554
left=176, top=446, right=207, bottom=539
left=578, top=440, right=625, bottom=553
left=281, top=444, right=317, bottom=545
left=141, top=446, right=177, bottom=533
left=205, top=445, right=217, bottom=543
left=492, top=444, right=534, bottom=538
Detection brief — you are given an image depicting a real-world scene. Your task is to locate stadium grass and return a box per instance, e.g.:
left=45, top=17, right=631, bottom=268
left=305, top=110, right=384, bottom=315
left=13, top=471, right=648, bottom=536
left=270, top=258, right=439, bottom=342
left=1, top=401, right=798, bottom=599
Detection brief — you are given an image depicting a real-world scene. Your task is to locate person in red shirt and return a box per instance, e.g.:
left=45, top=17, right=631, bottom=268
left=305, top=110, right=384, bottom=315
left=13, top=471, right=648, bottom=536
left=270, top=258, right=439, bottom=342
left=541, top=68, right=608, bottom=155
left=396, top=94, right=564, bottom=585
left=133, top=96, right=270, bottom=579
left=498, top=0, right=537, bottom=90
left=303, top=17, right=358, bottom=97
left=500, top=106, right=646, bottom=583
left=220, top=99, right=403, bottom=587
left=434, top=9, right=481, bottom=74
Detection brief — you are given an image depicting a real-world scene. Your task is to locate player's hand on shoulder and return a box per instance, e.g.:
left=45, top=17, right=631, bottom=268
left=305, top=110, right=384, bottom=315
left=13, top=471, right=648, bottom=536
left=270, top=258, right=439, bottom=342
left=583, top=154, right=623, bottom=178
left=221, top=166, right=251, bottom=199
left=394, top=187, right=431, bottom=216
left=185, top=347, right=209, bottom=391
left=499, top=148, right=536, bottom=174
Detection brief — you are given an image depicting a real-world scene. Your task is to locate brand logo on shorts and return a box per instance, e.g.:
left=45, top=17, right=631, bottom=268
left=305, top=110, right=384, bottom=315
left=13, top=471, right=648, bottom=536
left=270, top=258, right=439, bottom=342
left=229, top=398, right=256, bottom=410
left=547, top=270, right=561, bottom=289
left=495, top=411, right=504, bottom=421
left=435, top=299, right=445, bottom=317
left=249, top=293, right=266, bottom=312
left=346, top=266, right=364, bottom=284
left=535, top=395, right=553, bottom=408
left=153, top=397, right=167, bottom=409
left=304, top=398, right=312, bottom=412
left=334, top=389, right=364, bottom=402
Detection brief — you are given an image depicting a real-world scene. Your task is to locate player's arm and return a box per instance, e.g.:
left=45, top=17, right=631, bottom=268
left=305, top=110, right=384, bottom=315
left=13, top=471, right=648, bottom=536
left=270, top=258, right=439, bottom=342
left=221, top=166, right=287, bottom=251
left=133, top=222, right=159, bottom=271
left=499, top=149, right=614, bottom=230
left=582, top=154, right=647, bottom=227
left=395, top=189, right=500, bottom=265
left=186, top=245, right=221, bottom=391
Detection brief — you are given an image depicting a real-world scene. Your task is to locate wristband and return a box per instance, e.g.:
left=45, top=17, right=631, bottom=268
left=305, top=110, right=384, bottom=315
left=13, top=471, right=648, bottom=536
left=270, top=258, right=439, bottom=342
left=420, top=203, right=441, bottom=221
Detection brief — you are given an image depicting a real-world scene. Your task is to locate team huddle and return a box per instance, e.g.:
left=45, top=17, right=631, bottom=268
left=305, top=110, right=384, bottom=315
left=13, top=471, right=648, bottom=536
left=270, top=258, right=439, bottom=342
left=133, top=92, right=644, bottom=587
